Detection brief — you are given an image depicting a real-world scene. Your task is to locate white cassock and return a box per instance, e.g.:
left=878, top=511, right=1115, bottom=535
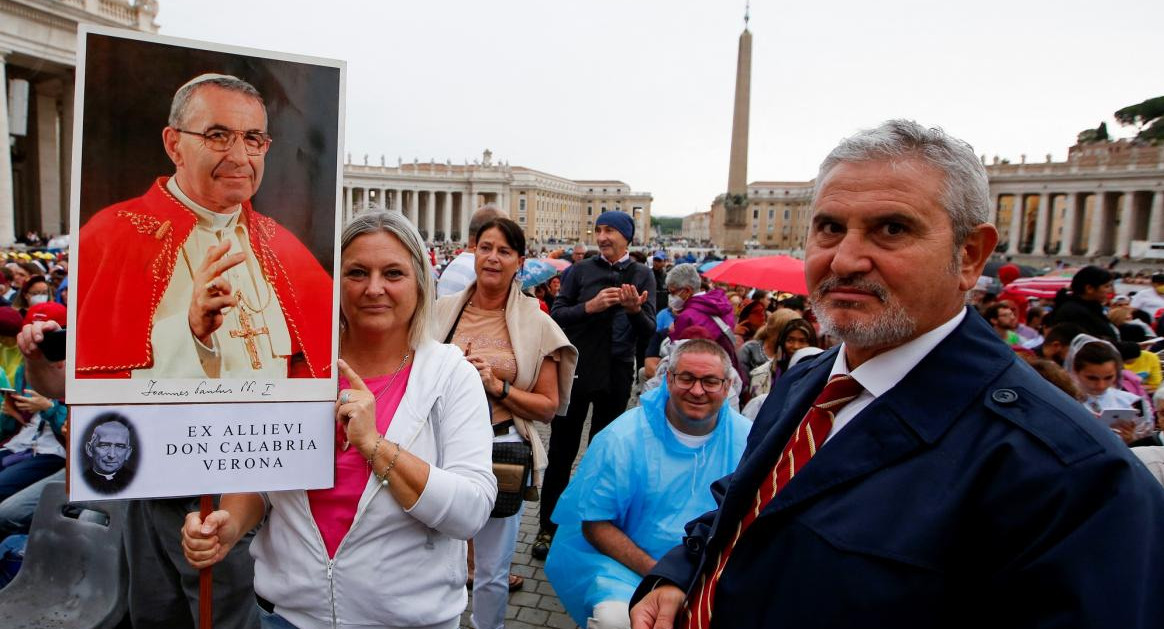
left=132, top=178, right=293, bottom=379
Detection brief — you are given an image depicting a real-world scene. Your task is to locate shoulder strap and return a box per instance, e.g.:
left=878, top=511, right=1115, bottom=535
left=443, top=301, right=470, bottom=344
left=709, top=315, right=735, bottom=340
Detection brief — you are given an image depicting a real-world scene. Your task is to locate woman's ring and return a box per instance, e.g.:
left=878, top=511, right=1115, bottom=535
left=340, top=392, right=351, bottom=404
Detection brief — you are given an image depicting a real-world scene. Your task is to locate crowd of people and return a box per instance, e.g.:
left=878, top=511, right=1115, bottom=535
left=0, top=250, right=70, bottom=550
left=2, top=116, right=1163, bottom=629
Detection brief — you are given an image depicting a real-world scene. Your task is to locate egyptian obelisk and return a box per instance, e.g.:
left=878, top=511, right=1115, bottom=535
left=722, top=5, right=752, bottom=255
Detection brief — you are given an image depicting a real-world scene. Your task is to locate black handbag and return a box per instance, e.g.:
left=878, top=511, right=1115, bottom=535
left=443, top=304, right=535, bottom=519
left=490, top=440, right=532, bottom=519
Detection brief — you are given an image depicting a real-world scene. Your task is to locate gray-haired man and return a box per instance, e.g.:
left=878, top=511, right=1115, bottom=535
left=632, top=119, right=1164, bottom=629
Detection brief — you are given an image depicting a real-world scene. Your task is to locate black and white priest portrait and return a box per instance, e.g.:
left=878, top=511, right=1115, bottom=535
left=81, top=412, right=138, bottom=495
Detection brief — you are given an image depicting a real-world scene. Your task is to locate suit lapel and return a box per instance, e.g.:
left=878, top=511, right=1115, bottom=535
left=765, top=398, right=922, bottom=514
left=713, top=352, right=834, bottom=529
left=748, top=310, right=1016, bottom=520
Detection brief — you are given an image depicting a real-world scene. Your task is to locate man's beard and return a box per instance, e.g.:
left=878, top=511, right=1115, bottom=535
left=810, top=276, right=917, bottom=349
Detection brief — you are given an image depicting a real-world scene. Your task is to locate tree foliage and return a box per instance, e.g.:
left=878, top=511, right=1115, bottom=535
left=1114, top=96, right=1164, bottom=127
left=1114, top=96, right=1164, bottom=144
left=651, top=216, right=683, bottom=235
left=1077, top=121, right=1109, bottom=144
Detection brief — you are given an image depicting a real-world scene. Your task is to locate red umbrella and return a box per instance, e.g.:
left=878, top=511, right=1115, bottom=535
left=702, top=256, right=808, bottom=294
left=1001, top=273, right=1072, bottom=300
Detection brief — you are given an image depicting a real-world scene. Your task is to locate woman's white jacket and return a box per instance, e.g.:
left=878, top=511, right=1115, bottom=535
left=250, top=339, right=496, bottom=628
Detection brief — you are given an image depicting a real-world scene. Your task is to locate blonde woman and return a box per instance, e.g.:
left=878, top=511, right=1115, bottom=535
left=183, top=212, right=495, bottom=628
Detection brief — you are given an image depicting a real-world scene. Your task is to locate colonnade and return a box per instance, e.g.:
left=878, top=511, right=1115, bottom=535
left=0, top=53, right=73, bottom=244
left=341, top=186, right=504, bottom=243
left=994, top=188, right=1164, bottom=257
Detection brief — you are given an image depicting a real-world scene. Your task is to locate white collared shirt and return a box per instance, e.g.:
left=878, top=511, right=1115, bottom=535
left=605, top=251, right=631, bottom=266
left=824, top=309, right=967, bottom=443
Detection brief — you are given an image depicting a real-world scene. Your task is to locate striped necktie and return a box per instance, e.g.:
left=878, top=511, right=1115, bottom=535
left=685, top=374, right=865, bottom=629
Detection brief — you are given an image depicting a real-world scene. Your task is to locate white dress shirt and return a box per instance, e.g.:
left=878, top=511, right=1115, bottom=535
left=824, top=309, right=967, bottom=443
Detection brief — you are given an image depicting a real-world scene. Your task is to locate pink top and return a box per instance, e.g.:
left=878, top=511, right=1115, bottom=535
left=308, top=364, right=413, bottom=558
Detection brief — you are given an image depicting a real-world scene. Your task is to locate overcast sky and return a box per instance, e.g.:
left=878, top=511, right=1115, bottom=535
left=156, top=0, right=1162, bottom=217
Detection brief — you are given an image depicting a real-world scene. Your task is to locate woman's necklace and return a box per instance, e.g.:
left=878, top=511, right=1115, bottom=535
left=468, top=286, right=508, bottom=311
left=468, top=299, right=504, bottom=312
left=340, top=351, right=411, bottom=451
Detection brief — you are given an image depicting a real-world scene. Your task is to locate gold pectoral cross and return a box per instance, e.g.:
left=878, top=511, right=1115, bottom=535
left=230, top=304, right=270, bottom=370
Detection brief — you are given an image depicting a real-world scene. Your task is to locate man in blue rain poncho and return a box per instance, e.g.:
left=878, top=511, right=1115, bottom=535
left=545, top=339, right=750, bottom=629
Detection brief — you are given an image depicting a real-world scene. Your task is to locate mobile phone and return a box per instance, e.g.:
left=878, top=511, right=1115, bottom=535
left=1098, top=408, right=1140, bottom=426
left=40, top=329, right=66, bottom=363
left=0, top=388, right=15, bottom=396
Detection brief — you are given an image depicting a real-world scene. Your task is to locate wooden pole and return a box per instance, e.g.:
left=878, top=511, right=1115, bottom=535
left=199, top=494, right=213, bottom=629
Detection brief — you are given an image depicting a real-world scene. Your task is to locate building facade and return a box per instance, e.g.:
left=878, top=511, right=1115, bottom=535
left=700, top=140, right=1164, bottom=259
left=342, top=150, right=652, bottom=246
left=986, top=140, right=1164, bottom=258
left=0, top=0, right=159, bottom=245
left=708, top=181, right=813, bottom=251
left=682, top=210, right=711, bottom=243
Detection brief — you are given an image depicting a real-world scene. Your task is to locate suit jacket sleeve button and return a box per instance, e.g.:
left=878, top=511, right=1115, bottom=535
left=992, top=389, right=1018, bottom=404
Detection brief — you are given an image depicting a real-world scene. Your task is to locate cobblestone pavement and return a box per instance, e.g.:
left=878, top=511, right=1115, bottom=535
left=459, top=420, right=587, bottom=629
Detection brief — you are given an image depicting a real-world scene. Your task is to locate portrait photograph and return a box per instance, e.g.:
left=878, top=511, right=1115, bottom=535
left=76, top=410, right=140, bottom=497
left=65, top=27, right=344, bottom=404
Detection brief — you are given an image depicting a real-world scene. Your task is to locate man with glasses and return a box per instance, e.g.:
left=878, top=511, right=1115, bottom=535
left=545, top=339, right=748, bottom=629
left=76, top=73, right=332, bottom=380
left=82, top=412, right=136, bottom=494
left=539, top=211, right=657, bottom=559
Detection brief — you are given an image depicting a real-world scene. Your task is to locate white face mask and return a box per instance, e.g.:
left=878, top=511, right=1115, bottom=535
left=27, top=295, right=49, bottom=306
left=668, top=294, right=686, bottom=313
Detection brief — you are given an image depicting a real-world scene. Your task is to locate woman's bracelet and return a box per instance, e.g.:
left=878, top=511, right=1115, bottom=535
left=375, top=441, right=402, bottom=488
left=367, top=437, right=385, bottom=468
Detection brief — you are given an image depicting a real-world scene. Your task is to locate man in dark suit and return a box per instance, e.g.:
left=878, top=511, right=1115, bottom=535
left=630, top=119, right=1164, bottom=629
left=82, top=413, right=136, bottom=494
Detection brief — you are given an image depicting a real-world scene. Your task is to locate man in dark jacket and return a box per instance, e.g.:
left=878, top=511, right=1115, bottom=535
left=535, top=211, right=656, bottom=559
left=631, top=119, right=1164, bottom=629
left=1043, top=265, right=1118, bottom=341
left=651, top=252, right=669, bottom=312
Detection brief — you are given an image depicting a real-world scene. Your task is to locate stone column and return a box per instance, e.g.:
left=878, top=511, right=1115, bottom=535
left=344, top=186, right=353, bottom=221
left=425, top=190, right=436, bottom=242
left=1059, top=192, right=1079, bottom=256
left=35, top=80, right=63, bottom=236
left=1030, top=193, right=1049, bottom=255
left=1085, top=192, right=1107, bottom=257
left=392, top=188, right=401, bottom=213
left=441, top=191, right=453, bottom=242
left=1149, top=190, right=1164, bottom=243
left=1115, top=192, right=1135, bottom=257
left=379, top=188, right=388, bottom=211
left=462, top=187, right=476, bottom=242
left=0, top=54, right=16, bottom=246
left=1006, top=193, right=1023, bottom=255
left=60, top=70, right=74, bottom=232
left=408, top=189, right=419, bottom=227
